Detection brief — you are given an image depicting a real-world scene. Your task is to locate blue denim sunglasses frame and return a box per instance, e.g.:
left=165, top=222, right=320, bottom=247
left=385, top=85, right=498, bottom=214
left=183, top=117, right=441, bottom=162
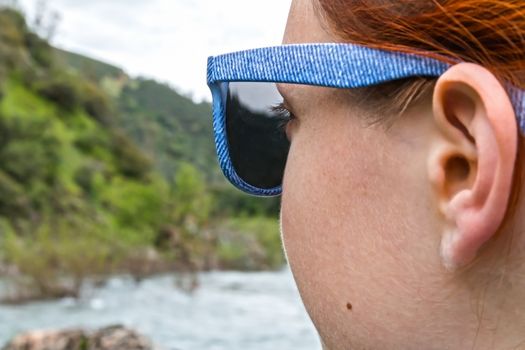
left=207, top=43, right=525, bottom=197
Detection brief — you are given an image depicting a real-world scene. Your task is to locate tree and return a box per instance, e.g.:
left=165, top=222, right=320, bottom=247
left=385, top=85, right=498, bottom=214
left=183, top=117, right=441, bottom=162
left=172, top=162, right=212, bottom=227
left=32, top=0, right=61, bottom=41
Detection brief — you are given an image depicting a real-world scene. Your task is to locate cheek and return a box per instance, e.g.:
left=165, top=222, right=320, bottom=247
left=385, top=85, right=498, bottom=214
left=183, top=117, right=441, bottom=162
left=280, top=116, right=444, bottom=349
left=280, top=119, right=381, bottom=343
left=281, top=114, right=390, bottom=274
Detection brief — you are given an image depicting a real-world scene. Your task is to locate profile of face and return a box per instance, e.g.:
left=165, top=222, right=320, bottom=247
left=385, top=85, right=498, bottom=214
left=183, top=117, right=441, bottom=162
left=278, top=1, right=523, bottom=349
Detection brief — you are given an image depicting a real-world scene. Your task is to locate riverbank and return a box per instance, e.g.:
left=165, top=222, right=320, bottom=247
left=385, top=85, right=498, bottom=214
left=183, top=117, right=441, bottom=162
left=0, top=270, right=319, bottom=350
left=0, top=216, right=285, bottom=305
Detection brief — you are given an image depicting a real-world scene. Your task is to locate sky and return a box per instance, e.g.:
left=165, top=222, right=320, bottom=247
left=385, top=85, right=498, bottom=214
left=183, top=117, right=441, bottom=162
left=17, top=0, right=292, bottom=102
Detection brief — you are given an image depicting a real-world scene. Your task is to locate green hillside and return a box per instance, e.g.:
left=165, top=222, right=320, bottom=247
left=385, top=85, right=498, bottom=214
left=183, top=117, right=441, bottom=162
left=55, top=48, right=125, bottom=81
left=57, top=49, right=221, bottom=182
left=0, top=7, right=283, bottom=303
left=117, top=78, right=218, bottom=180
left=55, top=48, right=280, bottom=217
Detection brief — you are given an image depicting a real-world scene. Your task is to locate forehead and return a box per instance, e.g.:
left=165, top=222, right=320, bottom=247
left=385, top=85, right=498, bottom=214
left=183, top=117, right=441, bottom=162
left=282, top=0, right=336, bottom=44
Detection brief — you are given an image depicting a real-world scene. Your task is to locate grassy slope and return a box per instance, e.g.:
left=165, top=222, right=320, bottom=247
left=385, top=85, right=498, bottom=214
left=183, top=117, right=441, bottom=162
left=0, top=7, right=284, bottom=303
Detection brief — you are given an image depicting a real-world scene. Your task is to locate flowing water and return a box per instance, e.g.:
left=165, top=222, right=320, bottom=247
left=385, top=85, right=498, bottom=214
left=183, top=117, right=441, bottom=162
left=0, top=268, right=320, bottom=350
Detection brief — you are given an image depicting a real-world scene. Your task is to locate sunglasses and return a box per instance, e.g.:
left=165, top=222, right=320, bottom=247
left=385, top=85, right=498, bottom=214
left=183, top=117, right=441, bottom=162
left=207, top=43, right=525, bottom=197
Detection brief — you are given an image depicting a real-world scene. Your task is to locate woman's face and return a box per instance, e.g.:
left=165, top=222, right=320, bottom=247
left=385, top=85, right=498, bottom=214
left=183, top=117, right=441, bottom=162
left=278, top=1, right=466, bottom=349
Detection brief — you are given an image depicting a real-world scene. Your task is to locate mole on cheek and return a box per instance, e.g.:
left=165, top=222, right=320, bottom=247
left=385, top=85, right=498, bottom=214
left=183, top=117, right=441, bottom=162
left=346, top=302, right=353, bottom=311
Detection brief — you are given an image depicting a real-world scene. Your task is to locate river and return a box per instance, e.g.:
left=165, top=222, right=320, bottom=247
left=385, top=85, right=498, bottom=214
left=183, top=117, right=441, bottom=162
left=0, top=268, right=320, bottom=350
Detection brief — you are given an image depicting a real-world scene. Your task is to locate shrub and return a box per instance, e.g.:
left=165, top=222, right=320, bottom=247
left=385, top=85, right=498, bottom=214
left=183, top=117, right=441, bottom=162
left=80, top=81, right=113, bottom=125
left=0, top=9, right=26, bottom=48
left=210, top=185, right=280, bottom=217
left=216, top=216, right=285, bottom=270
left=1, top=217, right=119, bottom=302
left=111, top=130, right=153, bottom=180
left=172, top=162, right=212, bottom=226
left=25, top=32, right=53, bottom=68
left=98, top=175, right=169, bottom=241
left=33, top=74, right=80, bottom=111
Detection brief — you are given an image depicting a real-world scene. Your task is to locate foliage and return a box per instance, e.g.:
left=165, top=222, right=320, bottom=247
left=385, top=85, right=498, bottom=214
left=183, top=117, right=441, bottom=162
left=55, top=48, right=125, bottom=82
left=210, top=185, right=281, bottom=217
left=216, top=216, right=285, bottom=270
left=98, top=175, right=169, bottom=244
left=171, top=162, right=212, bottom=226
left=0, top=7, right=286, bottom=303
left=1, top=217, right=119, bottom=300
left=26, top=31, right=53, bottom=68
left=32, top=72, right=80, bottom=110
left=80, top=80, right=114, bottom=124
left=116, top=78, right=218, bottom=180
left=110, top=130, right=153, bottom=179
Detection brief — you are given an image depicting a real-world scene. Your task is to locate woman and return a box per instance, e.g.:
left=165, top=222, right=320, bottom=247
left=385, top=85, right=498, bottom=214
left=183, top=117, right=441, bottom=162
left=207, top=0, right=525, bottom=349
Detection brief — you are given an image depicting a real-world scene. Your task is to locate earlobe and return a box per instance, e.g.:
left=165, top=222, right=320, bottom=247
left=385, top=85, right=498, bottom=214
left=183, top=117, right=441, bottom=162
left=429, top=63, right=518, bottom=271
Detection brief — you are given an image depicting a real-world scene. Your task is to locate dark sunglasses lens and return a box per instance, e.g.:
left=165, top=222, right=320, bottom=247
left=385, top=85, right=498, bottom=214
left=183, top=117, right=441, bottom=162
left=226, top=82, right=291, bottom=190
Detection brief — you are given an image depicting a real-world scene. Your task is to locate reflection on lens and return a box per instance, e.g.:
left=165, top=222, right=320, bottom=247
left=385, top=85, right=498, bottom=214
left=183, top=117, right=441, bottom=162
left=226, top=82, right=290, bottom=190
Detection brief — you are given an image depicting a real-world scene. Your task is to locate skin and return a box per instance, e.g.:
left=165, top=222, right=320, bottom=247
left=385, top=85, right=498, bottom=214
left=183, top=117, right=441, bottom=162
left=278, top=1, right=525, bottom=349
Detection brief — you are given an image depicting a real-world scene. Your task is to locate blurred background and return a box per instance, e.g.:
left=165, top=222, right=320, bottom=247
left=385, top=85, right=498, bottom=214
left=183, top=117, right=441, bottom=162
left=0, top=0, right=320, bottom=349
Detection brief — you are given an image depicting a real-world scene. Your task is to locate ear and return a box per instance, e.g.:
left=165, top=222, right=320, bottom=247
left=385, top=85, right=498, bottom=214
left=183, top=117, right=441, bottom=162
left=429, top=62, right=518, bottom=271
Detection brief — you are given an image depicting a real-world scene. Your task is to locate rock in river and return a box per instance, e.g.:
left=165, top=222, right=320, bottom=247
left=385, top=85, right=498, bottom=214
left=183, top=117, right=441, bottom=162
left=2, top=325, right=156, bottom=350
